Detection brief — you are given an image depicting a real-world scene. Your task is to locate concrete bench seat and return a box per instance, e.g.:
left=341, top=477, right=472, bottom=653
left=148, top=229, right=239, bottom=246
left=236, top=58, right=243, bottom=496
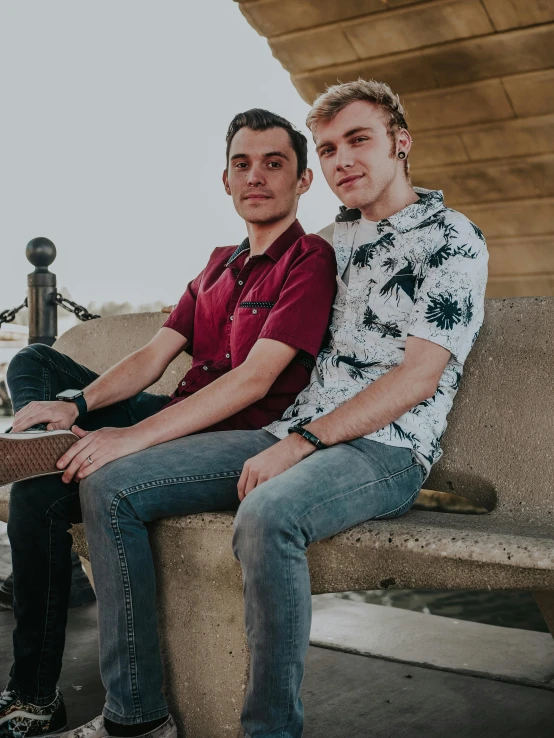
left=1, top=297, right=553, bottom=738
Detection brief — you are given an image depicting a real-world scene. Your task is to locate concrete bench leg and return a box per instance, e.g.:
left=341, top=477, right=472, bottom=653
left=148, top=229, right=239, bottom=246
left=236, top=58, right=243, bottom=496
left=533, top=591, right=554, bottom=639
left=79, top=557, right=95, bottom=591
left=150, top=517, right=247, bottom=738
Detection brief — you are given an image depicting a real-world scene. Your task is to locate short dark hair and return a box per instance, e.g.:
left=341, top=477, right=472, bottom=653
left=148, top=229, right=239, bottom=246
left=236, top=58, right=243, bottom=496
left=225, top=109, right=308, bottom=178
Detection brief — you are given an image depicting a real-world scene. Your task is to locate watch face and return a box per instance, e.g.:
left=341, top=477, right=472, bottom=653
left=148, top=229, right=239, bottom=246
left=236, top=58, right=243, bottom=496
left=57, top=389, right=84, bottom=400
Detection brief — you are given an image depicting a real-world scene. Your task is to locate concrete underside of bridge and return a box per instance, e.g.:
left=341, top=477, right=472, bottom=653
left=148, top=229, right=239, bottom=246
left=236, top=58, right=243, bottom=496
left=235, top=0, right=554, bottom=297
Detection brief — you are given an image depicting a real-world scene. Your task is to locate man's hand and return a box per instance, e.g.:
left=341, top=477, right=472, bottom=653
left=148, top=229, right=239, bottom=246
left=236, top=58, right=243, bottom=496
left=237, top=434, right=315, bottom=501
left=12, top=401, right=79, bottom=433
left=57, top=425, right=146, bottom=483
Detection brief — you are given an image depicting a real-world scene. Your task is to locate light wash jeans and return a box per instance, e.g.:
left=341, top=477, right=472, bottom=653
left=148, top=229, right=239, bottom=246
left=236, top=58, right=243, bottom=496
left=80, top=429, right=424, bottom=737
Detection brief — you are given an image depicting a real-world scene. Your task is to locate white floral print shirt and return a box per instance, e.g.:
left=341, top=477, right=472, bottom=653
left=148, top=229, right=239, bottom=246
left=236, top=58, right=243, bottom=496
left=265, top=188, right=489, bottom=477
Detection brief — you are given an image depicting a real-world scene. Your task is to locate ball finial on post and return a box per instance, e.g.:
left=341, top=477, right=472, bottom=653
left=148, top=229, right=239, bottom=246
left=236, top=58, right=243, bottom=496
left=26, top=237, right=57, bottom=271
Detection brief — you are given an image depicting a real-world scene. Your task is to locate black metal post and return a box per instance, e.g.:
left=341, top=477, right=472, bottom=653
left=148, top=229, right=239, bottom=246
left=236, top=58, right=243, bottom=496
left=26, top=237, right=57, bottom=346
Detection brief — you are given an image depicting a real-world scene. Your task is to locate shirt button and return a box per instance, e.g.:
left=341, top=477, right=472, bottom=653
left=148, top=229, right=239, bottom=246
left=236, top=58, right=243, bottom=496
left=181, top=381, right=186, bottom=386
left=225, top=353, right=230, bottom=359
left=203, top=365, right=208, bottom=371
left=252, top=309, right=258, bottom=314
left=229, top=315, right=233, bottom=321
left=238, top=280, right=244, bottom=286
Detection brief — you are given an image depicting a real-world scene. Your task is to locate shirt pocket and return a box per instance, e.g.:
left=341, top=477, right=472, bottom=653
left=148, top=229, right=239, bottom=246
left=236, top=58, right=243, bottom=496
left=232, top=302, right=276, bottom=364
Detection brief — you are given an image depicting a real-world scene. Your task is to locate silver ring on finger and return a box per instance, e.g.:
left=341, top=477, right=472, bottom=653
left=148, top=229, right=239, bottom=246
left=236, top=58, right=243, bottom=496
left=87, top=456, right=93, bottom=466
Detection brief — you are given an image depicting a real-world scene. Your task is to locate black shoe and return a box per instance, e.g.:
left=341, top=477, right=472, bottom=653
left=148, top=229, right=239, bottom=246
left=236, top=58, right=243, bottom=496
left=0, top=688, right=67, bottom=737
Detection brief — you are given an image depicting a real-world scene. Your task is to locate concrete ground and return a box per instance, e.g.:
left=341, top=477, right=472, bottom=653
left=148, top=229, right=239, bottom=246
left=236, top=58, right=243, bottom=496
left=1, top=603, right=553, bottom=738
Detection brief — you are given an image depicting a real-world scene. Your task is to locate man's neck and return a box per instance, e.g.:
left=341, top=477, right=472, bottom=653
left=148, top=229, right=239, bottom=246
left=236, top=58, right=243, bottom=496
left=246, top=212, right=297, bottom=256
left=360, top=180, right=419, bottom=222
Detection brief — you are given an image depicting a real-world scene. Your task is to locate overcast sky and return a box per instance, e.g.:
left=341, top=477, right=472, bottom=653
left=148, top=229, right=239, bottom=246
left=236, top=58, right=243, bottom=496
left=0, top=0, right=340, bottom=310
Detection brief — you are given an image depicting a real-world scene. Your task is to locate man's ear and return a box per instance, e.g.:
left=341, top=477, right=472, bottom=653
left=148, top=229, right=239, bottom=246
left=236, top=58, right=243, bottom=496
left=222, top=169, right=231, bottom=195
left=296, top=168, right=313, bottom=197
left=396, top=129, right=413, bottom=158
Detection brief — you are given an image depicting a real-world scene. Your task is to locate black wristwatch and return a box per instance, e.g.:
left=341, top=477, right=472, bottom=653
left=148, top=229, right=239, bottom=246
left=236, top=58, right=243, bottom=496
left=288, top=425, right=327, bottom=451
left=56, top=389, right=88, bottom=419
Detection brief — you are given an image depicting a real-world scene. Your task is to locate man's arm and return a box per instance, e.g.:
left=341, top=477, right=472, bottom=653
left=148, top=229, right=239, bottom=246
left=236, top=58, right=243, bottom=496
left=237, top=336, right=450, bottom=498
left=59, top=337, right=299, bottom=482
left=12, top=327, right=188, bottom=432
left=82, top=328, right=188, bottom=412
left=134, top=338, right=297, bottom=441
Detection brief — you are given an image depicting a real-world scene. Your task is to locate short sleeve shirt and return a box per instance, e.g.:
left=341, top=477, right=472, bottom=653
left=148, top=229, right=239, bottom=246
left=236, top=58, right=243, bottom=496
left=161, top=220, right=337, bottom=432
left=265, top=190, right=489, bottom=477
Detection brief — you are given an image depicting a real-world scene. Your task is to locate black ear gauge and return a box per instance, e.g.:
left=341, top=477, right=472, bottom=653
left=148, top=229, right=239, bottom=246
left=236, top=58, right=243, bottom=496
left=397, top=151, right=407, bottom=160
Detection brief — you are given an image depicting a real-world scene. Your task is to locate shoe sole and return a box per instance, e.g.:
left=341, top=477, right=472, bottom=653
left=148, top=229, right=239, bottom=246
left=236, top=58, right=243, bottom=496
left=0, top=722, right=68, bottom=737
left=0, top=432, right=78, bottom=486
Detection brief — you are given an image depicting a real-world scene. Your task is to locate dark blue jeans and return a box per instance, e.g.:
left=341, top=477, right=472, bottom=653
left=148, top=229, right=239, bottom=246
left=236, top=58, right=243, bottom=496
left=5, top=344, right=169, bottom=705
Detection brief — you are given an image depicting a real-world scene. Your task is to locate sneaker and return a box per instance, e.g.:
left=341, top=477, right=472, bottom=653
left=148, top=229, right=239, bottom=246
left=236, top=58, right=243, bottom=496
left=0, top=431, right=78, bottom=486
left=48, top=715, right=177, bottom=738
left=0, top=689, right=67, bottom=737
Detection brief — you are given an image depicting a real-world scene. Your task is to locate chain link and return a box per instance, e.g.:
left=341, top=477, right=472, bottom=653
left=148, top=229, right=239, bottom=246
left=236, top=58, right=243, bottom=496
left=53, top=293, right=100, bottom=321
left=0, top=298, right=28, bottom=327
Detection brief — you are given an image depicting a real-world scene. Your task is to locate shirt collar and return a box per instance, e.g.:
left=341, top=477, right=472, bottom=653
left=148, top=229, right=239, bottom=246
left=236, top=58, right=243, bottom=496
left=225, top=239, right=250, bottom=267
left=334, top=188, right=445, bottom=233
left=225, top=219, right=305, bottom=268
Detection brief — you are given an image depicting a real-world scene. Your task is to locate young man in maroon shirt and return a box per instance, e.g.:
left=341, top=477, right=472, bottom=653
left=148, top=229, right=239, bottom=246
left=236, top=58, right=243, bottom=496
left=0, top=110, right=336, bottom=738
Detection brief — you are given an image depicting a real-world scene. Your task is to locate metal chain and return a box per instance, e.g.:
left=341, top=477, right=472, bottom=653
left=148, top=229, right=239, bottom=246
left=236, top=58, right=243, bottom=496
left=0, top=298, right=28, bottom=327
left=53, top=293, right=100, bottom=321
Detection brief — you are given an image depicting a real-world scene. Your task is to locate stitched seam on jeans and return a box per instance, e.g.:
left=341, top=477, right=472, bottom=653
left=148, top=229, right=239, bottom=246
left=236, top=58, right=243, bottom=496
left=110, top=494, right=142, bottom=714
left=102, top=705, right=170, bottom=723
left=373, top=486, right=420, bottom=520
left=34, top=517, right=54, bottom=703
left=116, top=470, right=243, bottom=496
left=43, top=364, right=50, bottom=403
left=285, top=535, right=295, bottom=735
left=291, top=462, right=421, bottom=526
left=45, top=490, right=80, bottom=517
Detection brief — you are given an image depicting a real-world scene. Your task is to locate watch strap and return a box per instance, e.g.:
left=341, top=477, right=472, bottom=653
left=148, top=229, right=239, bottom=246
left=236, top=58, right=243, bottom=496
left=288, top=425, right=327, bottom=450
left=72, top=393, right=88, bottom=419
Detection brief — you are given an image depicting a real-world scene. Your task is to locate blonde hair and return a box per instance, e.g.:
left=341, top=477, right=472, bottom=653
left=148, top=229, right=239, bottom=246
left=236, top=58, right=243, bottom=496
left=306, top=79, right=410, bottom=179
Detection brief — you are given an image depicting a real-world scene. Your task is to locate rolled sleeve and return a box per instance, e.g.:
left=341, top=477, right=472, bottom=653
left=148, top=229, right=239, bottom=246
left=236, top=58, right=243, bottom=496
left=259, top=241, right=337, bottom=357
left=408, top=218, right=489, bottom=364
left=163, top=269, right=204, bottom=343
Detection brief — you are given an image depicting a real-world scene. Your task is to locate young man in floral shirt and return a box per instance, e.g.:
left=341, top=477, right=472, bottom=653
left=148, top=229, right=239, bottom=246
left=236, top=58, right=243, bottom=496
left=22, top=81, right=486, bottom=738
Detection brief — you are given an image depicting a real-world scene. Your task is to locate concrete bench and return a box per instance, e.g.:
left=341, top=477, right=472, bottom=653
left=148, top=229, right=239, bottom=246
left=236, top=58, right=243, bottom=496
left=1, top=298, right=553, bottom=738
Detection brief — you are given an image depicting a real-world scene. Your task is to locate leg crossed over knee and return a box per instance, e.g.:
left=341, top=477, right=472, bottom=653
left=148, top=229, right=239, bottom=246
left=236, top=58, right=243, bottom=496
left=6, top=344, right=58, bottom=382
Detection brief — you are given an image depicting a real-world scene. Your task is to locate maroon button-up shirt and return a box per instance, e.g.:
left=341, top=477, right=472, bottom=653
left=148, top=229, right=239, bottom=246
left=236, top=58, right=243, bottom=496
left=162, top=220, right=337, bottom=432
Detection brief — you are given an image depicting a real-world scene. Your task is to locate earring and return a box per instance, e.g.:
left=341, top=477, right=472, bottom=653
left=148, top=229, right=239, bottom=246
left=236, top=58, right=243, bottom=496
left=397, top=151, right=406, bottom=160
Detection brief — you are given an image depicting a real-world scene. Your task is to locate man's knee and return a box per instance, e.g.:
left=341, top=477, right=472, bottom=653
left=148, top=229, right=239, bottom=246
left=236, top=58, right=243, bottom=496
left=80, top=462, right=132, bottom=526
left=6, top=344, right=59, bottom=386
left=233, top=486, right=292, bottom=561
left=8, top=478, right=79, bottom=538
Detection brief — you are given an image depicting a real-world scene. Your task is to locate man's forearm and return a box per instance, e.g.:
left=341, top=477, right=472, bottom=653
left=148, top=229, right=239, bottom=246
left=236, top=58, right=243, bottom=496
left=83, top=347, right=166, bottom=412
left=305, top=364, right=437, bottom=447
left=129, top=364, right=268, bottom=447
